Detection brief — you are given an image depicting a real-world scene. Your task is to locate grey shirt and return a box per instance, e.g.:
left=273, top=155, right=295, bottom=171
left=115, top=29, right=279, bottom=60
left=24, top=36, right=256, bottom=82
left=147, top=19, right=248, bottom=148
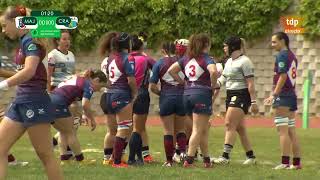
left=218, top=55, right=254, bottom=90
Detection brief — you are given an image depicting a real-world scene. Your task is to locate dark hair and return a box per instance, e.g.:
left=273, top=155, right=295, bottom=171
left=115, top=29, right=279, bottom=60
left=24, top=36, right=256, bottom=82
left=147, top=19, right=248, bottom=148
left=188, top=33, right=211, bottom=58
left=224, top=36, right=241, bottom=55
left=131, top=35, right=144, bottom=51
left=161, top=41, right=176, bottom=57
left=98, top=32, right=131, bottom=57
left=138, top=31, right=148, bottom=41
left=273, top=32, right=290, bottom=49
left=87, top=69, right=107, bottom=83
left=52, top=30, right=70, bottom=48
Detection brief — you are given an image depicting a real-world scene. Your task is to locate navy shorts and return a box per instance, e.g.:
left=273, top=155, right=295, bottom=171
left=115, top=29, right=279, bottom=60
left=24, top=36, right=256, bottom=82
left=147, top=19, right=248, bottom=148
left=133, top=88, right=150, bottom=115
left=183, top=93, right=212, bottom=115
left=226, top=89, right=251, bottom=114
left=272, top=94, right=297, bottom=112
left=101, top=92, right=131, bottom=114
left=159, top=94, right=185, bottom=116
left=50, top=94, right=72, bottom=119
left=6, top=96, right=55, bottom=128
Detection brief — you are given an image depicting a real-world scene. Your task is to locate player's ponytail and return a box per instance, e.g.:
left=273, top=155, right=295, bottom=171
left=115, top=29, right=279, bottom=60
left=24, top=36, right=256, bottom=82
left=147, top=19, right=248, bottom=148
left=161, top=41, right=175, bottom=57
left=98, top=32, right=131, bottom=57
left=240, top=38, right=246, bottom=55
left=188, top=33, right=211, bottom=58
left=273, top=32, right=290, bottom=50
left=98, top=32, right=117, bottom=57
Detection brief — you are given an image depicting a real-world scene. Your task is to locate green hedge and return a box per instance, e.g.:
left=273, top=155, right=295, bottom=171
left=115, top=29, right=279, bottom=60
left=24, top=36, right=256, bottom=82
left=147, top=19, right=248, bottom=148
left=299, top=0, right=320, bottom=39
left=1, top=0, right=292, bottom=55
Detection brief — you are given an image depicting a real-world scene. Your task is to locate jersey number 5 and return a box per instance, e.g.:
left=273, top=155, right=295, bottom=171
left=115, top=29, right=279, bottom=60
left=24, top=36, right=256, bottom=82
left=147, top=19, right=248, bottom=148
left=110, top=66, right=115, bottom=78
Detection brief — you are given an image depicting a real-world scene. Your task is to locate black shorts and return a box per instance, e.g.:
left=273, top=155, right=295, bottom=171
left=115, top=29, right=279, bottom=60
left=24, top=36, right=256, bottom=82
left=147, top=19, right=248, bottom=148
left=100, top=92, right=108, bottom=114
left=226, top=89, right=251, bottom=114
left=133, top=88, right=150, bottom=115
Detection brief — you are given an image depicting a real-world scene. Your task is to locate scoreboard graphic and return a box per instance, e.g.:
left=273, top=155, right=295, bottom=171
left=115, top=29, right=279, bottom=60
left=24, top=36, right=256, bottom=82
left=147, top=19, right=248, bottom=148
left=15, top=10, right=78, bottom=38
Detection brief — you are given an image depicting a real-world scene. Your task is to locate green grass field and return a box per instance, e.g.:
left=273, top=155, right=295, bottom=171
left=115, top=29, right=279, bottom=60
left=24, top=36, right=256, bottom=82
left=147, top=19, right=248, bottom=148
left=7, top=126, right=320, bottom=180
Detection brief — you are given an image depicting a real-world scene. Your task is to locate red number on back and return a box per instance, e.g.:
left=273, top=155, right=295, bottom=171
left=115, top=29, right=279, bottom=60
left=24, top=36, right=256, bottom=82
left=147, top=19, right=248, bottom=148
left=110, top=66, right=115, bottom=78
left=291, top=67, right=296, bottom=79
left=189, top=65, right=196, bottom=77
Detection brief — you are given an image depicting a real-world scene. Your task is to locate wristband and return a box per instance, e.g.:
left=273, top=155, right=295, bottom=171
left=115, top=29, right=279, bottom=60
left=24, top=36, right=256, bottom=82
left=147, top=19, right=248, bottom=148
left=251, top=100, right=257, bottom=104
left=0, top=80, right=8, bottom=90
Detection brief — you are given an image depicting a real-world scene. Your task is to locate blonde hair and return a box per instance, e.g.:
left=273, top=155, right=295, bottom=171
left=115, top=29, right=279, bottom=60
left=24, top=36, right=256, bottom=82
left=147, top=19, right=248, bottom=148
left=240, top=38, right=246, bottom=55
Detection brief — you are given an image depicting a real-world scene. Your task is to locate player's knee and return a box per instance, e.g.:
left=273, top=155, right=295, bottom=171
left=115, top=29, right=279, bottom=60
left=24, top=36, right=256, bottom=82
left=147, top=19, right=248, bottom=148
left=225, top=121, right=236, bottom=131
left=35, top=149, right=54, bottom=164
left=236, top=123, right=245, bottom=134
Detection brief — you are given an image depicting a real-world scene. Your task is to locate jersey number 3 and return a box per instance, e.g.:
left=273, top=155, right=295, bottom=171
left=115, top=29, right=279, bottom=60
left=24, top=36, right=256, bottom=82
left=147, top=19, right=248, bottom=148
left=185, top=59, right=205, bottom=81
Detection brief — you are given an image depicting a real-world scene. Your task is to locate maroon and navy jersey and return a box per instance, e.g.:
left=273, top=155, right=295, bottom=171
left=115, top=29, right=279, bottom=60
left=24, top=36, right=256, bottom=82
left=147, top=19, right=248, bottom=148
left=15, top=33, right=47, bottom=97
left=106, top=52, right=135, bottom=93
left=51, top=76, right=93, bottom=105
left=150, top=56, right=185, bottom=95
left=130, top=51, right=155, bottom=89
left=178, top=53, right=215, bottom=95
left=273, top=50, right=297, bottom=96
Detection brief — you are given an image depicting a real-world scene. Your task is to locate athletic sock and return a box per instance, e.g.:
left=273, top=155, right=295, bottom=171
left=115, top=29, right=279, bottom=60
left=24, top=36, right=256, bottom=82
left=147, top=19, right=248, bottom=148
left=113, top=136, right=126, bottom=164
left=122, top=141, right=128, bottom=155
left=60, top=154, right=73, bottom=161
left=129, top=132, right=143, bottom=161
left=142, top=146, right=150, bottom=158
left=293, top=157, right=301, bottom=166
left=175, top=148, right=181, bottom=155
left=203, top=156, right=210, bottom=163
left=282, top=156, right=290, bottom=165
left=246, top=150, right=256, bottom=159
left=103, top=148, right=113, bottom=160
left=164, top=135, right=174, bottom=161
left=222, top=144, right=233, bottom=159
left=176, top=132, right=187, bottom=153
left=66, top=146, right=73, bottom=155
left=8, top=154, right=15, bottom=162
left=186, top=156, right=194, bottom=164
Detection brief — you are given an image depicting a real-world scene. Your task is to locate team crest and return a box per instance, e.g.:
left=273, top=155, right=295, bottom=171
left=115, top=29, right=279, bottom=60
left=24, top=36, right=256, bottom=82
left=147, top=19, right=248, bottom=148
left=231, top=96, right=237, bottom=102
left=27, top=43, right=38, bottom=51
left=278, top=62, right=285, bottom=68
left=26, top=109, right=35, bottom=118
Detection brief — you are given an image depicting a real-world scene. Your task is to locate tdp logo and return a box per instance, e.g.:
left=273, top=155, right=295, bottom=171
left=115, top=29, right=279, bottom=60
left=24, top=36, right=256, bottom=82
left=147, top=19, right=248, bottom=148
left=280, top=16, right=305, bottom=34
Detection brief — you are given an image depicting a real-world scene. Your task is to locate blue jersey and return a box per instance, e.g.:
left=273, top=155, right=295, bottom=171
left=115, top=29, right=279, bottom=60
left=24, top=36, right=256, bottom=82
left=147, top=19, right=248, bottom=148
left=15, top=33, right=47, bottom=100
left=51, top=76, right=93, bottom=105
left=273, top=50, right=297, bottom=96
left=106, top=52, right=135, bottom=93
left=150, top=56, right=184, bottom=95
left=178, top=53, right=215, bottom=95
